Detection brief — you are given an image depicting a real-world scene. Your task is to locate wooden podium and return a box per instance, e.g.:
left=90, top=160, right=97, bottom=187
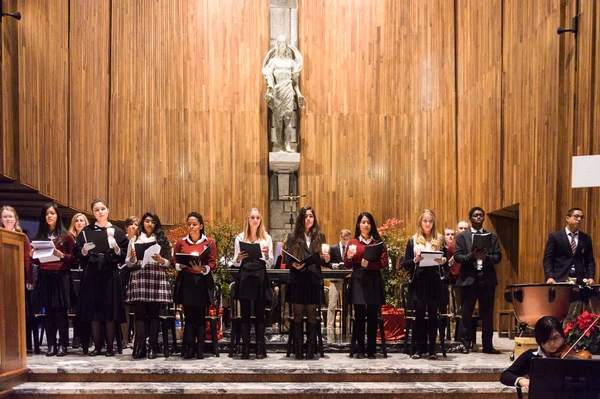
left=0, top=228, right=28, bottom=397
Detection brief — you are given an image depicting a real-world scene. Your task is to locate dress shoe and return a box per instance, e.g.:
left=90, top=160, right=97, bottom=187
left=482, top=347, right=501, bottom=354
left=411, top=351, right=422, bottom=359
left=356, top=352, right=365, bottom=359
left=88, top=349, right=102, bottom=357
left=105, top=350, right=115, bottom=357
left=147, top=348, right=157, bottom=359
left=183, top=347, right=195, bottom=360
left=428, top=353, right=438, bottom=360
left=46, top=346, right=57, bottom=357
left=367, top=354, right=376, bottom=359
left=56, top=346, right=67, bottom=357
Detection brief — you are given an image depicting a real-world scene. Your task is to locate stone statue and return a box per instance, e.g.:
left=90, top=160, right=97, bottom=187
left=262, top=35, right=305, bottom=152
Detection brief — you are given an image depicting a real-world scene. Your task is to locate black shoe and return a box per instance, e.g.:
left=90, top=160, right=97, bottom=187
left=56, top=346, right=67, bottom=357
left=46, top=346, right=57, bottom=357
left=411, top=351, right=422, bottom=359
left=356, top=352, right=365, bottom=359
left=367, top=354, right=376, bottom=359
left=105, top=350, right=115, bottom=357
left=183, top=347, right=195, bottom=359
left=72, top=337, right=81, bottom=349
left=82, top=346, right=89, bottom=355
left=482, top=347, right=501, bottom=354
left=428, top=353, right=438, bottom=360
left=88, top=349, right=102, bottom=357
left=147, top=348, right=157, bottom=359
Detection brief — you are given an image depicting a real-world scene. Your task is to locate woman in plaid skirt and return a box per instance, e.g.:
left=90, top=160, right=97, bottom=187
left=125, top=212, right=173, bottom=359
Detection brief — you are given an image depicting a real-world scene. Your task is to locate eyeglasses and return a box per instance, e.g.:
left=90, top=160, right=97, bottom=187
left=546, top=334, right=563, bottom=345
left=571, top=214, right=585, bottom=220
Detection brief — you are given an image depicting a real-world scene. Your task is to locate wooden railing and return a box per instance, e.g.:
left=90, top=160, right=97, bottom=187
left=0, top=228, right=27, bottom=397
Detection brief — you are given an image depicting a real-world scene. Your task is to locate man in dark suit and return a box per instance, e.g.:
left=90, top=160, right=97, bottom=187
left=543, top=207, right=595, bottom=286
left=454, top=207, right=502, bottom=354
left=326, top=229, right=352, bottom=337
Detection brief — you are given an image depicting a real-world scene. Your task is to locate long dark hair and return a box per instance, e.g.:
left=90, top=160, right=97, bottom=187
left=288, top=205, right=324, bottom=258
left=187, top=211, right=205, bottom=237
left=136, top=212, right=172, bottom=261
left=353, top=212, right=382, bottom=242
left=34, top=202, right=67, bottom=240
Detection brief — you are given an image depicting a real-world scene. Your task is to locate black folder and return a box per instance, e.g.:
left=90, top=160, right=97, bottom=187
left=282, top=250, right=321, bottom=267
left=84, top=229, right=110, bottom=253
left=135, top=241, right=157, bottom=260
left=363, top=242, right=384, bottom=262
left=472, top=232, right=492, bottom=250
left=176, top=243, right=212, bottom=267
left=239, top=242, right=263, bottom=260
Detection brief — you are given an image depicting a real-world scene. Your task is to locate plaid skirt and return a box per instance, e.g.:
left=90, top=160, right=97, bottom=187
left=126, top=261, right=172, bottom=303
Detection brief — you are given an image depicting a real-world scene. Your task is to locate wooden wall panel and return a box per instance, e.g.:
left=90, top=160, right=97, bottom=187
left=17, top=0, right=69, bottom=204
left=68, top=0, right=111, bottom=211
left=108, top=0, right=269, bottom=225
left=0, top=0, right=20, bottom=178
left=298, top=0, right=457, bottom=241
left=502, top=0, right=563, bottom=284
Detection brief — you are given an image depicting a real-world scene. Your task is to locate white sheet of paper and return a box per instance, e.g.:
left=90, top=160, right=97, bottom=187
left=142, top=243, right=161, bottom=268
left=419, top=251, right=443, bottom=267
left=31, top=240, right=60, bottom=263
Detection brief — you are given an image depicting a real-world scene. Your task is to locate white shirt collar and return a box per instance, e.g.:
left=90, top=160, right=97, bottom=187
left=185, top=234, right=207, bottom=245
left=532, top=346, right=548, bottom=358
left=135, top=232, right=156, bottom=243
left=359, top=236, right=374, bottom=244
left=471, top=227, right=483, bottom=234
left=565, top=227, right=578, bottom=236
left=95, top=221, right=113, bottom=228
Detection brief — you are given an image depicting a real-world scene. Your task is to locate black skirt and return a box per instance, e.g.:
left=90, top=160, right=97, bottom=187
left=349, top=268, right=385, bottom=306
left=174, top=270, right=214, bottom=308
left=408, top=267, right=445, bottom=303
left=77, top=254, right=126, bottom=323
left=286, top=264, right=323, bottom=305
left=34, top=269, right=73, bottom=311
left=235, top=259, right=271, bottom=301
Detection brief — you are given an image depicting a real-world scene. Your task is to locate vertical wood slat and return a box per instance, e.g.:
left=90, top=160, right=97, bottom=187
left=17, top=0, right=69, bottom=204
left=69, top=0, right=111, bottom=211
left=0, top=0, right=21, bottom=179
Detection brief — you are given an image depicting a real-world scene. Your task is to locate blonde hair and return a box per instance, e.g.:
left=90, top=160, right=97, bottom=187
left=242, top=208, right=267, bottom=242
left=68, top=213, right=90, bottom=236
left=414, top=209, right=445, bottom=250
left=0, top=205, right=22, bottom=232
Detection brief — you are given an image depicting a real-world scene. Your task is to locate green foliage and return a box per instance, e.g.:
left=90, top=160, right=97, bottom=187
left=379, top=218, right=412, bottom=308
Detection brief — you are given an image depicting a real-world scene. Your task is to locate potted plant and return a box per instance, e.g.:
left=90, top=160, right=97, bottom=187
left=378, top=218, right=411, bottom=341
left=564, top=311, right=600, bottom=354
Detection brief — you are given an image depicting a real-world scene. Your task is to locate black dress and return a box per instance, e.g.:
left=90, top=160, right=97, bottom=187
left=73, top=224, right=129, bottom=323
left=284, top=233, right=327, bottom=305
left=403, top=238, right=447, bottom=303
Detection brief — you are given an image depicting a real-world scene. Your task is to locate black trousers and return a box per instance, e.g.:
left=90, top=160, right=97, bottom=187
left=460, top=283, right=495, bottom=350
left=354, top=304, right=379, bottom=355
left=414, top=300, right=439, bottom=353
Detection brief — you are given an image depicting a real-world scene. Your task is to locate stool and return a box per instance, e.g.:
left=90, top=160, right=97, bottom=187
left=498, top=310, right=516, bottom=339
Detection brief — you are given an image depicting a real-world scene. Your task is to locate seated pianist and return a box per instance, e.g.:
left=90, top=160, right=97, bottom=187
left=500, top=316, right=566, bottom=390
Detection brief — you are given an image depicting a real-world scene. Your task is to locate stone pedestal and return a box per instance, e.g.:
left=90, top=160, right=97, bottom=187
left=269, top=151, right=300, bottom=174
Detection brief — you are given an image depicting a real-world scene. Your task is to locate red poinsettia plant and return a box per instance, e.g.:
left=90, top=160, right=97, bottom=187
left=564, top=311, right=600, bottom=354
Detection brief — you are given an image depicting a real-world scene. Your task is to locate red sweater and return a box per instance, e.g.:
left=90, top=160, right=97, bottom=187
left=32, top=233, right=75, bottom=271
left=173, top=236, right=217, bottom=275
left=343, top=238, right=388, bottom=270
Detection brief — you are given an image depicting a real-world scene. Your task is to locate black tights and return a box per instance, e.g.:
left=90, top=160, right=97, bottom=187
left=293, top=304, right=317, bottom=324
left=91, top=320, right=116, bottom=352
left=46, top=306, right=69, bottom=347
left=240, top=299, right=265, bottom=324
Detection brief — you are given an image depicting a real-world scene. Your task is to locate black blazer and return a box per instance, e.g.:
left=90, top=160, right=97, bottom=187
left=454, top=229, right=502, bottom=287
left=500, top=349, right=539, bottom=387
left=284, top=233, right=328, bottom=285
left=329, top=243, right=344, bottom=264
left=543, top=229, right=595, bottom=284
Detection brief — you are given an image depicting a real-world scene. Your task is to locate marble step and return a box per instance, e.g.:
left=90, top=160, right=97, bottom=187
left=12, top=381, right=518, bottom=398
